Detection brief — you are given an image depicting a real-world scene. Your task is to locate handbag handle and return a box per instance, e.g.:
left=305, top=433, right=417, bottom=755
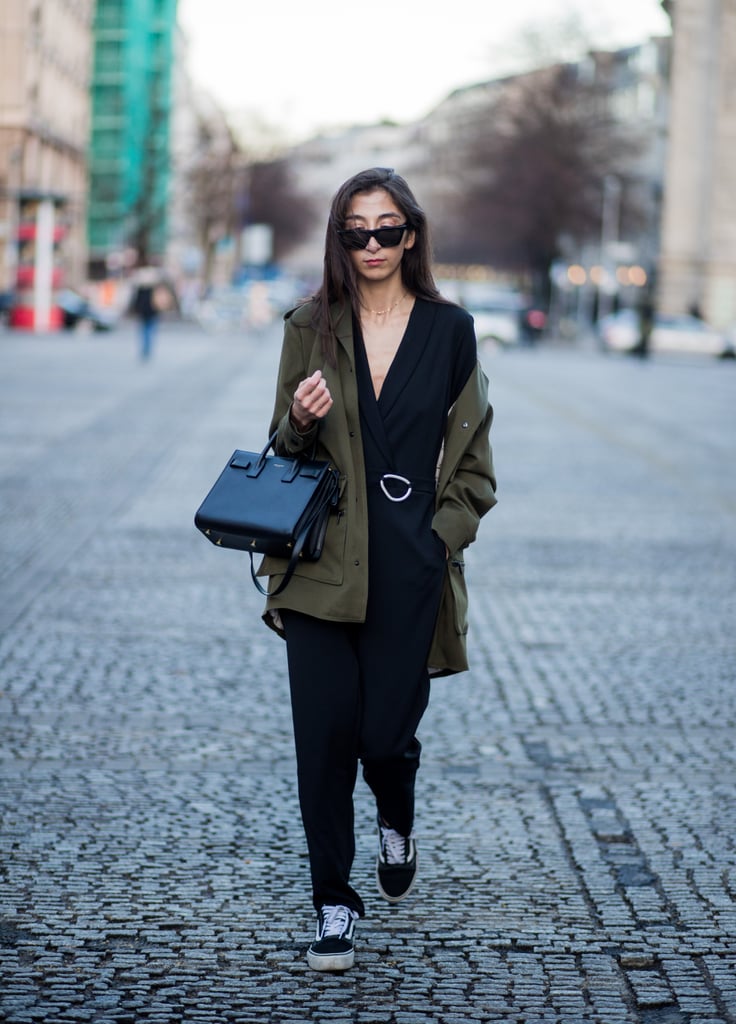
left=246, top=431, right=317, bottom=483
left=246, top=432, right=278, bottom=479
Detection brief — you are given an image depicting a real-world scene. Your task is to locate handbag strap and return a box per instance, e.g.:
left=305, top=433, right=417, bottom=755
left=248, top=518, right=311, bottom=597
left=248, top=468, right=338, bottom=597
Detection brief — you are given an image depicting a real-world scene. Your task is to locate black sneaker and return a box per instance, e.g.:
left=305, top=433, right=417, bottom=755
left=307, top=905, right=358, bottom=971
left=376, top=816, right=417, bottom=903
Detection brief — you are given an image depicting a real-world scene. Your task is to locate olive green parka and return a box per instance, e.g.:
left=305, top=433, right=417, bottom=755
left=258, top=298, right=497, bottom=676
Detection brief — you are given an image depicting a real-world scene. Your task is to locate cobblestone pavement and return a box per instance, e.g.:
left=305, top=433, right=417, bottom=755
left=0, top=319, right=734, bottom=1024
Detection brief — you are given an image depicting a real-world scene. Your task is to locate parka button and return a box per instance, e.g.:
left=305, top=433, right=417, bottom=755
left=461, top=421, right=469, bottom=428
left=354, top=560, right=360, bottom=566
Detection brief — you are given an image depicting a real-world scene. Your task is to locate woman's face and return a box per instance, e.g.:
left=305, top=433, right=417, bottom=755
left=342, top=189, right=415, bottom=285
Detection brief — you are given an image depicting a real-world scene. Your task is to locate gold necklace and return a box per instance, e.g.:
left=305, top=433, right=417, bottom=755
left=361, top=292, right=407, bottom=317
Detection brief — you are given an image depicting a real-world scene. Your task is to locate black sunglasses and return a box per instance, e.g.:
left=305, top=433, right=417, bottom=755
left=338, top=224, right=409, bottom=250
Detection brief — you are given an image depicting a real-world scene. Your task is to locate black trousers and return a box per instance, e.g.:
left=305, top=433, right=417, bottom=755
left=281, top=609, right=433, bottom=916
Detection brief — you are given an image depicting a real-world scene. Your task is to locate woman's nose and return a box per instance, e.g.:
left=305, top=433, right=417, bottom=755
left=364, top=234, right=381, bottom=251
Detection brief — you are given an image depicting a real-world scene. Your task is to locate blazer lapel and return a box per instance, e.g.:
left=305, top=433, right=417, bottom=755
left=350, top=314, right=398, bottom=468
left=377, top=299, right=436, bottom=419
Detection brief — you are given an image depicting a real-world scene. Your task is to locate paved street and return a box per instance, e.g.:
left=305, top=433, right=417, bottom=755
left=0, top=317, right=735, bottom=1024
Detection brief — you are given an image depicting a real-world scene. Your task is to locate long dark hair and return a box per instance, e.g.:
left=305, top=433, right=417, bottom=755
left=310, top=167, right=447, bottom=365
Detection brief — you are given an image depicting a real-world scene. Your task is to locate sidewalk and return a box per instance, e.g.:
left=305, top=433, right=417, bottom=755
left=1, top=320, right=735, bottom=1023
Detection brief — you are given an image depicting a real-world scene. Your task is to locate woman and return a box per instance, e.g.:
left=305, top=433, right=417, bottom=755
left=259, top=168, right=496, bottom=970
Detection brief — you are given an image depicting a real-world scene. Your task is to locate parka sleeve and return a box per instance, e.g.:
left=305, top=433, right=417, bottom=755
left=268, top=312, right=320, bottom=456
left=431, top=367, right=497, bottom=555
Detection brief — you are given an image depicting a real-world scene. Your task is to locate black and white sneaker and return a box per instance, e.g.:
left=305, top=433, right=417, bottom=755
left=307, top=905, right=358, bottom=971
left=376, top=816, right=417, bottom=903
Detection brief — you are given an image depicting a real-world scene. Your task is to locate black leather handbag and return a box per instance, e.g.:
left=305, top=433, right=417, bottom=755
left=195, top=432, right=340, bottom=596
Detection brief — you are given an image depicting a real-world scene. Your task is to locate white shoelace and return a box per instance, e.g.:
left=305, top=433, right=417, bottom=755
left=380, top=823, right=410, bottom=865
left=318, top=904, right=356, bottom=939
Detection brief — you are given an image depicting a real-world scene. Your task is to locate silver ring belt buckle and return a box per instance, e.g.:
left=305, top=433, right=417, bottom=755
left=379, top=473, right=412, bottom=502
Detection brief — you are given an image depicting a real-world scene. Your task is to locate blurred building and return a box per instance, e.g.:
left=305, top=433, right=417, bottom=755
left=587, top=38, right=671, bottom=274
left=166, top=26, right=203, bottom=289
left=167, top=70, right=243, bottom=293
left=87, top=0, right=178, bottom=277
left=0, top=0, right=94, bottom=327
left=657, top=0, right=736, bottom=328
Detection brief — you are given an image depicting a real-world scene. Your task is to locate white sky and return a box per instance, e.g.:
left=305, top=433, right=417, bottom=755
left=178, top=0, right=671, bottom=143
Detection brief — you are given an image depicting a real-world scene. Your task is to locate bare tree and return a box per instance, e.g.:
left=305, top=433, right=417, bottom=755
left=243, top=158, right=317, bottom=263
left=187, top=117, right=243, bottom=286
left=187, top=122, right=317, bottom=281
left=435, top=63, right=642, bottom=299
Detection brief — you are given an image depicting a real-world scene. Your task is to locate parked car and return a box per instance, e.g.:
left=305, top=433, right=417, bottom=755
left=57, top=289, right=117, bottom=331
left=192, top=286, right=249, bottom=332
left=0, top=290, right=14, bottom=324
left=598, top=308, right=733, bottom=357
left=466, top=290, right=525, bottom=347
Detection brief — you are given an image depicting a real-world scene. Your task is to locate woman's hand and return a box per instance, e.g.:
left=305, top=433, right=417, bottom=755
left=290, top=370, right=333, bottom=431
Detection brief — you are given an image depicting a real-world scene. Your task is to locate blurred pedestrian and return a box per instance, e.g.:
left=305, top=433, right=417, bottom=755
left=634, top=292, right=655, bottom=359
left=130, top=266, right=173, bottom=360
left=257, top=167, right=497, bottom=970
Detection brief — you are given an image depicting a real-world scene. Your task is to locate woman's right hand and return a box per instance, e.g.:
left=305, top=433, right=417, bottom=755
left=290, top=370, right=333, bottom=430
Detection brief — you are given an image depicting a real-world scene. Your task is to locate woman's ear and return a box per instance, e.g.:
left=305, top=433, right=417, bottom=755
left=404, top=230, right=416, bottom=251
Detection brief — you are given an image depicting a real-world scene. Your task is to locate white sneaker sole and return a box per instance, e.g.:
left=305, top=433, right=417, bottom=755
left=307, top=947, right=355, bottom=971
left=376, top=850, right=418, bottom=904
